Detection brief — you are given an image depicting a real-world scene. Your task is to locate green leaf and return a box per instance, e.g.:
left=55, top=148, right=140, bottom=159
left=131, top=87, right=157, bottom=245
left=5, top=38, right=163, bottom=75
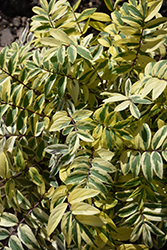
left=72, top=109, right=93, bottom=121
left=120, top=150, right=131, bottom=175
left=5, top=108, right=18, bottom=126
left=118, top=203, right=138, bottom=218
left=151, top=151, right=163, bottom=179
left=77, top=46, right=92, bottom=61
left=7, top=51, right=19, bottom=74
left=32, top=6, right=47, bottom=16
left=72, top=220, right=81, bottom=249
left=31, top=15, right=49, bottom=22
left=0, top=212, right=18, bottom=227
left=1, top=76, right=11, bottom=102
left=57, top=76, right=67, bottom=98
left=77, top=8, right=96, bottom=22
left=9, top=236, right=24, bottom=250
left=67, top=79, right=79, bottom=103
left=77, top=130, right=94, bottom=142
left=65, top=170, right=87, bottom=184
left=23, top=90, right=33, bottom=108
left=145, top=0, right=163, bottom=22
left=14, top=148, right=25, bottom=171
left=34, top=94, right=45, bottom=113
left=57, top=46, right=65, bottom=64
left=61, top=212, right=72, bottom=246
left=104, top=0, right=113, bottom=11
left=40, top=0, right=49, bottom=12
left=50, top=28, right=71, bottom=45
left=0, top=152, right=10, bottom=179
left=49, top=116, right=71, bottom=132
left=128, top=5, right=143, bottom=20
left=145, top=221, right=165, bottom=236
left=18, top=224, right=40, bottom=250
left=134, top=123, right=152, bottom=150
left=47, top=203, right=68, bottom=236
left=0, top=104, right=9, bottom=120
left=71, top=202, right=100, bottom=215
left=16, top=190, right=31, bottom=210
left=29, top=167, right=43, bottom=186
left=130, top=151, right=141, bottom=178
left=5, top=179, right=15, bottom=198
left=145, top=17, right=167, bottom=29
left=151, top=125, right=167, bottom=150
left=76, top=215, right=106, bottom=227
left=0, top=46, right=7, bottom=69
left=67, top=45, right=77, bottom=63
left=0, top=228, right=10, bottom=240
left=44, top=74, right=56, bottom=96
left=30, top=114, right=38, bottom=136
left=73, top=0, right=82, bottom=11
left=68, top=188, right=100, bottom=204
left=32, top=207, right=49, bottom=224
left=129, top=102, right=140, bottom=119
left=141, top=152, right=153, bottom=182
left=112, top=64, right=132, bottom=74
left=17, top=110, right=28, bottom=131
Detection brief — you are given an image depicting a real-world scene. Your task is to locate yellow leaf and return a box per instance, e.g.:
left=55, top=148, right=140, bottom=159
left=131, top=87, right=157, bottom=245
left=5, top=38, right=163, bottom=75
left=29, top=167, right=43, bottom=186
left=0, top=152, right=10, bottom=179
left=50, top=28, right=71, bottom=45
left=67, top=79, right=79, bottom=103
left=98, top=37, right=111, bottom=47
left=51, top=185, right=67, bottom=207
left=89, top=21, right=106, bottom=31
left=141, top=39, right=165, bottom=53
left=115, top=101, right=130, bottom=112
left=40, top=37, right=62, bottom=47
left=2, top=76, right=11, bottom=102
left=103, top=93, right=128, bottom=103
left=68, top=188, right=100, bottom=204
left=61, top=212, right=72, bottom=246
left=71, top=202, right=100, bottom=215
left=47, top=203, right=68, bottom=236
left=145, top=0, right=163, bottom=22
left=117, top=244, right=149, bottom=250
left=91, top=12, right=111, bottom=22
left=112, top=227, right=133, bottom=241
left=152, top=80, right=167, bottom=100
left=82, top=85, right=89, bottom=102
left=100, top=211, right=117, bottom=232
left=76, top=214, right=106, bottom=227
left=49, top=116, right=71, bottom=132
left=141, top=78, right=157, bottom=98
left=96, top=148, right=114, bottom=161
left=118, top=26, right=139, bottom=36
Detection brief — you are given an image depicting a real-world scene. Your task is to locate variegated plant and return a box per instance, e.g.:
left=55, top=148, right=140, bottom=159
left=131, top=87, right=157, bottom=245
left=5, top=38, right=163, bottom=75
left=0, top=0, right=167, bottom=249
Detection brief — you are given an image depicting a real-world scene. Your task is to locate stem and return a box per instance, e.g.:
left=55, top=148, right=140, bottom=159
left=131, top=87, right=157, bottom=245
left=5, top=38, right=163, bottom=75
left=1, top=100, right=50, bottom=119
left=70, top=6, right=83, bottom=36
left=0, top=158, right=48, bottom=188
left=0, top=67, right=41, bottom=97
left=67, top=112, right=78, bottom=131
left=131, top=24, right=145, bottom=69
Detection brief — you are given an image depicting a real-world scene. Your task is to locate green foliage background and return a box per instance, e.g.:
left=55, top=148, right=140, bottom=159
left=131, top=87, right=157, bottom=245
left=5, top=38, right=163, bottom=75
left=0, top=0, right=167, bottom=249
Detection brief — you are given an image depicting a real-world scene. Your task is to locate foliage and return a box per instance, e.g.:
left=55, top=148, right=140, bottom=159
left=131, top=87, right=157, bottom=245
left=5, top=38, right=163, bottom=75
left=0, top=0, right=167, bottom=249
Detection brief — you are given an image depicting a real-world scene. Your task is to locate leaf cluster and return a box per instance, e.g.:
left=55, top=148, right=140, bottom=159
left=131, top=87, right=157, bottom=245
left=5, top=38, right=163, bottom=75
left=0, top=0, right=167, bottom=249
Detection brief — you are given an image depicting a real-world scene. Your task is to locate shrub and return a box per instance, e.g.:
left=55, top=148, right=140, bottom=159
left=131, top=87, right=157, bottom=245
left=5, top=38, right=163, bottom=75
left=0, top=0, right=167, bottom=249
